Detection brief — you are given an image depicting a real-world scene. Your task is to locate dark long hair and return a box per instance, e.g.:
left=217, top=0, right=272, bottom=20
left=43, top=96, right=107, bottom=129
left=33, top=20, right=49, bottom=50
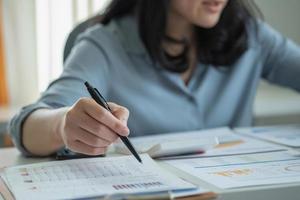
left=100, top=0, right=262, bottom=73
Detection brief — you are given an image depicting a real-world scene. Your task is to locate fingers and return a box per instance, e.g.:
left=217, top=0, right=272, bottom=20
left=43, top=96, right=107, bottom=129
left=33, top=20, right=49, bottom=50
left=77, top=113, right=119, bottom=142
left=68, top=140, right=108, bottom=156
left=108, top=102, right=130, bottom=126
left=63, top=124, right=111, bottom=155
left=74, top=127, right=111, bottom=147
left=62, top=98, right=131, bottom=156
left=82, top=98, right=130, bottom=136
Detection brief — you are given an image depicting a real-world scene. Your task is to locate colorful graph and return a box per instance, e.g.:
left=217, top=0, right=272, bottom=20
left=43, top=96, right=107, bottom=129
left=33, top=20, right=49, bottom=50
left=210, top=168, right=252, bottom=177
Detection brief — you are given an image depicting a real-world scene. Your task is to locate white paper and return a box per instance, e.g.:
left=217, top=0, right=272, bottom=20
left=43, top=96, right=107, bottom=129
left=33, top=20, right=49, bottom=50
left=161, top=133, right=286, bottom=160
left=237, top=125, right=300, bottom=147
left=3, top=154, right=198, bottom=200
left=114, top=127, right=231, bottom=158
left=203, top=134, right=285, bottom=157
left=165, top=151, right=300, bottom=189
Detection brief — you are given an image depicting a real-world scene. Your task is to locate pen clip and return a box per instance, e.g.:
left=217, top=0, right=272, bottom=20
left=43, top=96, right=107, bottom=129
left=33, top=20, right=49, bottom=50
left=94, top=88, right=112, bottom=112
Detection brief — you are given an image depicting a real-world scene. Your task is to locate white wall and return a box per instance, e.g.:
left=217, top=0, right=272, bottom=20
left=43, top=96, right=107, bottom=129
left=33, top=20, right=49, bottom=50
left=2, top=0, right=39, bottom=107
left=255, top=0, right=300, bottom=44
left=2, top=0, right=110, bottom=107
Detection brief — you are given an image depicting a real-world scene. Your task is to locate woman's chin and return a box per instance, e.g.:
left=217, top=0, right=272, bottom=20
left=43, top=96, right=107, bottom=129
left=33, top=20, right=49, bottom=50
left=195, top=15, right=221, bottom=29
left=197, top=20, right=219, bottom=29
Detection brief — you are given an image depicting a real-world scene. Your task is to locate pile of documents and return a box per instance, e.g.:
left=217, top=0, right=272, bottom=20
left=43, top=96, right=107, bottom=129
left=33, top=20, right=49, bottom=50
left=162, top=125, right=300, bottom=189
left=114, top=128, right=229, bottom=158
left=114, top=127, right=286, bottom=159
left=1, top=125, right=300, bottom=199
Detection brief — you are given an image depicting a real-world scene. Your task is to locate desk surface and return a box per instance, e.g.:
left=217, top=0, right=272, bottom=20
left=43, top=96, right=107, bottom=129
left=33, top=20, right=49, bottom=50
left=0, top=147, right=299, bottom=200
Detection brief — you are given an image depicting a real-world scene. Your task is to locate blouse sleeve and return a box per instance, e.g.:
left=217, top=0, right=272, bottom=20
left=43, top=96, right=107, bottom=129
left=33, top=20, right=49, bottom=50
left=259, top=22, right=300, bottom=91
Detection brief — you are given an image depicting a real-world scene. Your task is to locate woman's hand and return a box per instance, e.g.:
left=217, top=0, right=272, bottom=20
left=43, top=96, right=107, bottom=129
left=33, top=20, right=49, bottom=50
left=60, top=98, right=130, bottom=155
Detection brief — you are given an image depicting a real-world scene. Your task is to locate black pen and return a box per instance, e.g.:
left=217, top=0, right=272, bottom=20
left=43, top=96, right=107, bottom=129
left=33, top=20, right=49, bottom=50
left=84, top=81, right=142, bottom=163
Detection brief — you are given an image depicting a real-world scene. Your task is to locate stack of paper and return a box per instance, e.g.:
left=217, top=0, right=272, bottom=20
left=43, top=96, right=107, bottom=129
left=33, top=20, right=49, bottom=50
left=123, top=129, right=286, bottom=160
left=114, top=128, right=230, bottom=158
left=115, top=128, right=286, bottom=160
left=1, top=154, right=207, bottom=200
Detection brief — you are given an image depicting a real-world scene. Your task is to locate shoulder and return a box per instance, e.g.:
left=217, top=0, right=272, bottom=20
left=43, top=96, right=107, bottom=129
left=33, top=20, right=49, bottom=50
left=75, top=21, right=123, bottom=56
left=75, top=15, right=146, bottom=57
left=246, top=19, right=285, bottom=49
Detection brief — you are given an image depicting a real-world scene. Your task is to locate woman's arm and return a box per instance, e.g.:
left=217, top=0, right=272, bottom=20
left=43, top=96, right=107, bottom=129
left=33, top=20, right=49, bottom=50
left=259, top=22, right=300, bottom=90
left=22, top=108, right=67, bottom=156
left=22, top=101, right=129, bottom=156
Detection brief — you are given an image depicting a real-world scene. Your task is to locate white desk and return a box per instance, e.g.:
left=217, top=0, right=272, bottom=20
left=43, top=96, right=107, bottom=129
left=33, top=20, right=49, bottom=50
left=0, top=147, right=299, bottom=200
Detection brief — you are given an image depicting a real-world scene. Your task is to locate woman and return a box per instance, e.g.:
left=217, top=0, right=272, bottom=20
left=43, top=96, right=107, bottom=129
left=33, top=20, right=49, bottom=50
left=10, top=0, right=300, bottom=156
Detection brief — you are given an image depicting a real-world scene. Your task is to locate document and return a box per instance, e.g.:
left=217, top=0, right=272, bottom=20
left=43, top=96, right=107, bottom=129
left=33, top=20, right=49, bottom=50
left=202, top=134, right=286, bottom=157
left=114, top=127, right=229, bottom=158
left=165, top=151, right=300, bottom=189
left=236, top=125, right=300, bottom=147
left=161, top=133, right=286, bottom=160
left=115, top=127, right=285, bottom=160
left=2, top=154, right=201, bottom=200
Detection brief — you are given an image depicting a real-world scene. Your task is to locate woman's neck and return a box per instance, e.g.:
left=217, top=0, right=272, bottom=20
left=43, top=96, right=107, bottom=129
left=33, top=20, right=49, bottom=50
left=166, top=9, right=194, bottom=43
left=164, top=9, right=197, bottom=85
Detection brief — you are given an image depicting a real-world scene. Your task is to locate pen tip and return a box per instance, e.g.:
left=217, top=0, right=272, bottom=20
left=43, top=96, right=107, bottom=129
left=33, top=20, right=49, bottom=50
left=84, top=81, right=89, bottom=87
left=138, top=157, right=143, bottom=163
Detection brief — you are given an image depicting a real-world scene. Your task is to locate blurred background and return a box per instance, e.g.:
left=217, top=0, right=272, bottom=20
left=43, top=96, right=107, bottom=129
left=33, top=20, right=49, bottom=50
left=0, top=0, right=300, bottom=147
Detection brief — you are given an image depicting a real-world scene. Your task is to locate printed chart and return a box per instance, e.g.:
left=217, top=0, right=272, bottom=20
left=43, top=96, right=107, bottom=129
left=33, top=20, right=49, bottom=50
left=2, top=154, right=196, bottom=200
left=166, top=151, right=300, bottom=189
